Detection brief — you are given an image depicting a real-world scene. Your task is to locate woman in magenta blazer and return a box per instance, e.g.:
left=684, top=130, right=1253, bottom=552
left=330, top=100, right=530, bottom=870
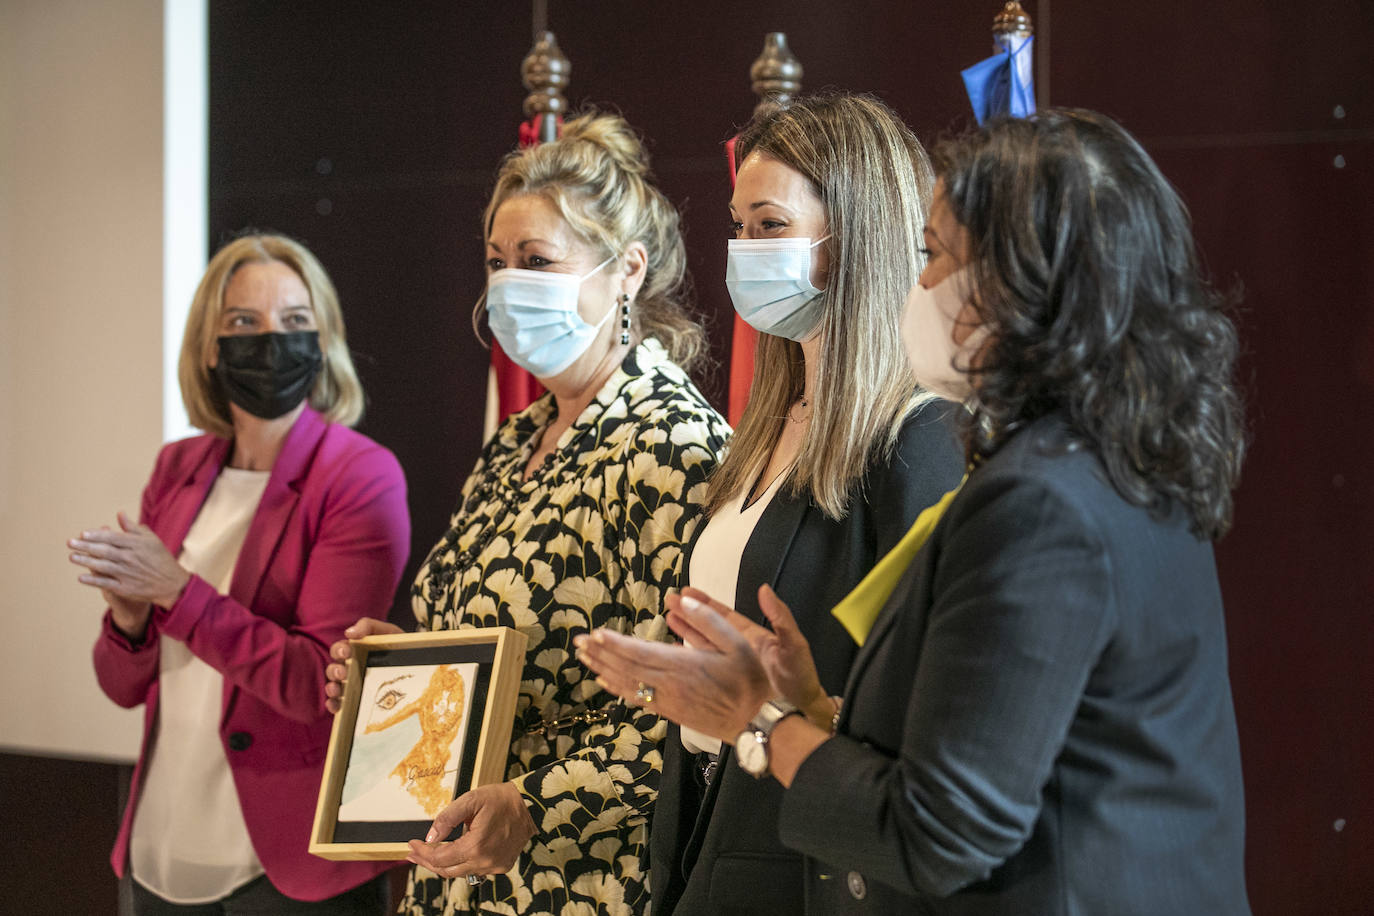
left=71, top=234, right=410, bottom=914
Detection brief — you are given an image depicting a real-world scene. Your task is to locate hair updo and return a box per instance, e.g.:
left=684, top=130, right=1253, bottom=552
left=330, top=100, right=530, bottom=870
left=482, top=110, right=706, bottom=370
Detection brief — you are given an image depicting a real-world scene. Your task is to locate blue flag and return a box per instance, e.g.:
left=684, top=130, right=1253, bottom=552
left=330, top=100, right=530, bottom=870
left=961, top=36, right=1035, bottom=125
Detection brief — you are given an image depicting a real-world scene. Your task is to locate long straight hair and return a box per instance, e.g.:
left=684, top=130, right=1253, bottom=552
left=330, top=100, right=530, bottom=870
left=708, top=94, right=935, bottom=519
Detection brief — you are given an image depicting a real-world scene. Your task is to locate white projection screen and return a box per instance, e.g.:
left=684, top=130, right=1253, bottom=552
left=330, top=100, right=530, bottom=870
left=0, top=0, right=206, bottom=762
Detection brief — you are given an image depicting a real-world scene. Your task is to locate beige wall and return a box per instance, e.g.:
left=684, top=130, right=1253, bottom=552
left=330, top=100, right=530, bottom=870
left=0, top=0, right=165, bottom=760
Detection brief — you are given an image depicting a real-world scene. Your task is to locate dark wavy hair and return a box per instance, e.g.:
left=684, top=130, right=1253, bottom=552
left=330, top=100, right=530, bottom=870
left=934, top=109, right=1245, bottom=539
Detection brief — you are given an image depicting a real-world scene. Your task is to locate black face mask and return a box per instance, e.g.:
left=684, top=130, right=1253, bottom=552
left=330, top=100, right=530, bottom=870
left=214, top=331, right=323, bottom=420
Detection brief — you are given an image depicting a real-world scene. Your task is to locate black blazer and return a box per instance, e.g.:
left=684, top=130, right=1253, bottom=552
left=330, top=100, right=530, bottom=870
left=650, top=402, right=965, bottom=915
left=778, top=414, right=1251, bottom=915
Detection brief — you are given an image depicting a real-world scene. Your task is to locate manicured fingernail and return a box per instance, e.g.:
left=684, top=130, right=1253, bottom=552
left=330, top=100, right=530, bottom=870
left=681, top=596, right=703, bottom=613
left=425, top=828, right=438, bottom=842
left=572, top=635, right=586, bottom=648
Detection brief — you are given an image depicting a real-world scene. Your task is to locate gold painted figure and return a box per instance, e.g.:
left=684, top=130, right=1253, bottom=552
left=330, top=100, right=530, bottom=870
left=364, top=665, right=468, bottom=817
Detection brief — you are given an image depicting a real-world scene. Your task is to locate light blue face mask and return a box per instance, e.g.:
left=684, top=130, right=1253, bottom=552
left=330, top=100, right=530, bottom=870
left=724, top=235, right=831, bottom=341
left=485, top=256, right=615, bottom=377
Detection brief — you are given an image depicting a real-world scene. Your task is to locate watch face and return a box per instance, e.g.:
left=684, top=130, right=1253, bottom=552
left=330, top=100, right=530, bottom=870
left=735, top=732, right=768, bottom=776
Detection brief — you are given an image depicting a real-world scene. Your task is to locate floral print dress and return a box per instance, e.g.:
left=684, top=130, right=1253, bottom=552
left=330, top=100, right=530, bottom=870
left=400, top=339, right=730, bottom=916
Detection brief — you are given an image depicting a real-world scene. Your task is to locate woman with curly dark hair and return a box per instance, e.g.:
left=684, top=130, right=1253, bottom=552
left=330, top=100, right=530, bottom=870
left=577, top=109, right=1252, bottom=914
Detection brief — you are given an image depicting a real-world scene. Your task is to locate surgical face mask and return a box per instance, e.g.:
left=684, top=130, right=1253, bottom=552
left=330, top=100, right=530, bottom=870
left=724, top=236, right=830, bottom=341
left=900, top=267, right=988, bottom=403
left=485, top=256, right=615, bottom=378
left=214, top=330, right=322, bottom=420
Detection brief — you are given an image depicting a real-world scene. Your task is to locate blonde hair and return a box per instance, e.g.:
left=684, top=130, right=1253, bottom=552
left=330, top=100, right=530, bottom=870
left=480, top=110, right=706, bottom=369
left=709, top=93, right=936, bottom=520
left=178, top=233, right=364, bottom=438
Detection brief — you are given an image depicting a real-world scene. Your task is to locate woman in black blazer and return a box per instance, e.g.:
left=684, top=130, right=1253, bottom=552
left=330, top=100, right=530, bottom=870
left=653, top=405, right=960, bottom=915
left=579, top=110, right=1251, bottom=915
left=648, top=94, right=964, bottom=915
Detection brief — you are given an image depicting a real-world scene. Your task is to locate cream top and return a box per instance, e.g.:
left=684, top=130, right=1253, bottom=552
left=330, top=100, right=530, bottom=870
left=681, top=469, right=788, bottom=755
left=129, top=467, right=269, bottom=903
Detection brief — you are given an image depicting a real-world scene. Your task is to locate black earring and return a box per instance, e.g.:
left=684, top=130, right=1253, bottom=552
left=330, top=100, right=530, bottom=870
left=619, top=293, right=632, bottom=345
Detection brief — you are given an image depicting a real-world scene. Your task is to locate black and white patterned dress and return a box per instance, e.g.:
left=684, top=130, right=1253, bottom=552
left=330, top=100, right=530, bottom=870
left=401, top=339, right=730, bottom=915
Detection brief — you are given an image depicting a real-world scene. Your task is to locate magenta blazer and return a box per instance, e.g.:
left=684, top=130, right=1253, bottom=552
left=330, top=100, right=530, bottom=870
left=92, top=407, right=410, bottom=901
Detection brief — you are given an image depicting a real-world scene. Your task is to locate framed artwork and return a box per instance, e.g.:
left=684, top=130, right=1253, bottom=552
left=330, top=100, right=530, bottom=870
left=309, top=627, right=528, bottom=861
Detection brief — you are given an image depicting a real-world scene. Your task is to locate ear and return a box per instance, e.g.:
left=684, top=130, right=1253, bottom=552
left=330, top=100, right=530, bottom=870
left=619, top=241, right=649, bottom=301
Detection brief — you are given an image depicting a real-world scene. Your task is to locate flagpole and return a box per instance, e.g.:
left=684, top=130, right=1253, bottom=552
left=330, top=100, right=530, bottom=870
left=1037, top=0, right=1050, bottom=107
left=992, top=1, right=1035, bottom=111
left=521, top=30, right=569, bottom=145
left=725, top=33, right=804, bottom=426
left=532, top=0, right=547, bottom=39
left=485, top=23, right=570, bottom=440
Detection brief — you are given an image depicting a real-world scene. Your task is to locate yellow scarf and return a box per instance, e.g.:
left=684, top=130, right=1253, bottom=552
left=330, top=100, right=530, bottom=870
left=830, top=478, right=965, bottom=645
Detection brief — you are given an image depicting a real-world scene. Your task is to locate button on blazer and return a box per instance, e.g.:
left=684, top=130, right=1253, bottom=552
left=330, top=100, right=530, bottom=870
left=93, top=407, right=410, bottom=901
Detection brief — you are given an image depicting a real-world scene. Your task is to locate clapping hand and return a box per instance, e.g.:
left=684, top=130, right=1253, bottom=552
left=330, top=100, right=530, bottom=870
left=69, top=512, right=190, bottom=639
left=574, top=584, right=828, bottom=741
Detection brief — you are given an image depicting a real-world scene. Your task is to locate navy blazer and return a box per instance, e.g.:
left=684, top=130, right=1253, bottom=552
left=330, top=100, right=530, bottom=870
left=651, top=402, right=965, bottom=915
left=778, top=414, right=1251, bottom=915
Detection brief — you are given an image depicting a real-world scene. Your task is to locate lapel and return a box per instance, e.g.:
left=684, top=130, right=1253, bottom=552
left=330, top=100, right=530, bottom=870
left=734, top=488, right=810, bottom=623
left=681, top=486, right=807, bottom=845
left=687, top=487, right=810, bottom=839
left=841, top=544, right=931, bottom=703
left=158, top=437, right=232, bottom=557
left=226, top=407, right=326, bottom=613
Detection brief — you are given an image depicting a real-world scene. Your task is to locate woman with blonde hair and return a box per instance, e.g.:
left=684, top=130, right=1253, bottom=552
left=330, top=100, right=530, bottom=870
left=72, top=233, right=410, bottom=913
left=325, top=111, right=729, bottom=914
left=645, top=93, right=965, bottom=915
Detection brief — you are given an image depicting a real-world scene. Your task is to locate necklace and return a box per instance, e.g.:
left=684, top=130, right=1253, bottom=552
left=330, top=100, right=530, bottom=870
left=787, top=394, right=811, bottom=424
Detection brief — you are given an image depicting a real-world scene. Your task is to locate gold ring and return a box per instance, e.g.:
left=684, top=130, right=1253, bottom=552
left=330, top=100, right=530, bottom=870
left=634, top=682, right=656, bottom=704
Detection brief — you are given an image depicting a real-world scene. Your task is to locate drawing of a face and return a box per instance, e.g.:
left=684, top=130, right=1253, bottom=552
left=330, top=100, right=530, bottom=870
left=339, top=676, right=424, bottom=808
left=366, top=673, right=415, bottom=725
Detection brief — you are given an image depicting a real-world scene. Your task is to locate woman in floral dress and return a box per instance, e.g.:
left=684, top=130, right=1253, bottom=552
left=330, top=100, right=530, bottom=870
left=326, top=111, right=729, bottom=916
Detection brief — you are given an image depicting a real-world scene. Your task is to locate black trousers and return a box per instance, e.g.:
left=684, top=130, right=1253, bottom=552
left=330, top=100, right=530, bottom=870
left=130, top=873, right=388, bottom=916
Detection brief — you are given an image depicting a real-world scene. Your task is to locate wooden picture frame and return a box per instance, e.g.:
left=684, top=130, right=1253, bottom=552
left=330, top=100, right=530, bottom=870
left=309, top=627, right=528, bottom=861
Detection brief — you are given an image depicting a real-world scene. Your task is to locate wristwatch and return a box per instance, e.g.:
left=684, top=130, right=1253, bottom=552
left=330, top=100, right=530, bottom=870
left=734, top=699, right=800, bottom=778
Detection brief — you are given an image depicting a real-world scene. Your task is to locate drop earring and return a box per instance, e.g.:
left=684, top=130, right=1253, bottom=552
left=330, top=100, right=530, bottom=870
left=619, top=293, right=632, bottom=345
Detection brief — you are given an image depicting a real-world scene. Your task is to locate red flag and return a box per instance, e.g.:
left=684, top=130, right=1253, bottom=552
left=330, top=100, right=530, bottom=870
left=723, top=134, right=757, bottom=426
left=483, top=114, right=560, bottom=439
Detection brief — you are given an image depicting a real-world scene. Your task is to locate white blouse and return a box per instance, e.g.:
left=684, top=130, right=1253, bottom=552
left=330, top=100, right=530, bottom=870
left=129, top=467, right=269, bottom=903
left=681, top=469, right=788, bottom=754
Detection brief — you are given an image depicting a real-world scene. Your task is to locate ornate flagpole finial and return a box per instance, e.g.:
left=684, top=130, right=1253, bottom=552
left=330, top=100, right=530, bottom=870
left=992, top=1, right=1034, bottom=43
left=522, top=30, right=570, bottom=142
left=750, top=32, right=803, bottom=118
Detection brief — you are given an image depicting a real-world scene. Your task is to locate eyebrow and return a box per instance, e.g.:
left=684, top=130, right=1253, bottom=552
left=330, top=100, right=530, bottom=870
left=487, top=239, right=557, bottom=252
left=377, top=674, right=413, bottom=690
left=729, top=199, right=795, bottom=214
left=221, top=304, right=311, bottom=316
